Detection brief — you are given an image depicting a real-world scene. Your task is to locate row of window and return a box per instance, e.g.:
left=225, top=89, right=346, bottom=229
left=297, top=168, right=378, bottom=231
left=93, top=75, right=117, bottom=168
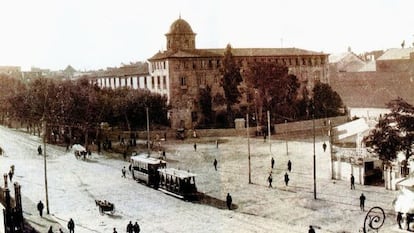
left=96, top=76, right=167, bottom=90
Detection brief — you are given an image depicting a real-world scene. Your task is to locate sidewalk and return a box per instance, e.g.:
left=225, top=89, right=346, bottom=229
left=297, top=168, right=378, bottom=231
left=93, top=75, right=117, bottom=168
left=21, top=194, right=65, bottom=233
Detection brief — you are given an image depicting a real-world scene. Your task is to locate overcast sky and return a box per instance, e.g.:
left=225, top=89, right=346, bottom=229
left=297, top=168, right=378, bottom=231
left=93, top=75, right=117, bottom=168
left=1, top=0, right=413, bottom=71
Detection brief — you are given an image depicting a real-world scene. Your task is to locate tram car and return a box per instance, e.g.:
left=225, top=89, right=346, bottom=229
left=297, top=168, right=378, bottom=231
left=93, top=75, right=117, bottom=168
left=130, top=155, right=166, bottom=187
left=157, top=168, right=198, bottom=200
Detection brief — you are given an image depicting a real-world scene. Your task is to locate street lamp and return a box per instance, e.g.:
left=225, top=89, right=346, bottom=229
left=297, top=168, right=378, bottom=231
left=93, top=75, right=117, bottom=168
left=247, top=113, right=252, bottom=184
left=312, top=103, right=317, bottom=200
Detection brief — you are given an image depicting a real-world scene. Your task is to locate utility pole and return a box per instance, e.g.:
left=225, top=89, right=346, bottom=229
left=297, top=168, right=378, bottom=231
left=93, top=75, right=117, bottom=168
left=285, top=119, right=288, bottom=155
left=42, top=120, right=50, bottom=214
left=146, top=107, right=150, bottom=156
left=312, top=109, right=317, bottom=200
left=267, top=111, right=271, bottom=153
left=247, top=113, right=251, bottom=184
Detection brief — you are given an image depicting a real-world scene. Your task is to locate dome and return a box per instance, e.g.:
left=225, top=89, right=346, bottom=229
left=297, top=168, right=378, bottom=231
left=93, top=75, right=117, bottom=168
left=168, top=18, right=194, bottom=35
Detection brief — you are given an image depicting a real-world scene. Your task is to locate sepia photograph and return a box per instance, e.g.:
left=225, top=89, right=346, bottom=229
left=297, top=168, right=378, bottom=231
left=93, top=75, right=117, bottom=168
left=0, top=0, right=414, bottom=232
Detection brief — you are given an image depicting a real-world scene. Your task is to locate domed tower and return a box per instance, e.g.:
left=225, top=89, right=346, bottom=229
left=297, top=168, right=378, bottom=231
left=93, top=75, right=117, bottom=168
left=165, top=17, right=196, bottom=51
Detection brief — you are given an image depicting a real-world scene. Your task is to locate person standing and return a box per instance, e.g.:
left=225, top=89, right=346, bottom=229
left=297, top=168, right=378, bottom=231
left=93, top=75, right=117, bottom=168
left=397, top=212, right=403, bottom=229
left=359, top=193, right=366, bottom=211
left=122, top=166, right=126, bottom=178
left=37, top=145, right=42, bottom=155
left=284, top=172, right=289, bottom=186
left=226, top=193, right=232, bottom=210
left=268, top=173, right=273, bottom=188
left=8, top=169, right=13, bottom=182
left=193, top=143, right=197, bottom=151
left=126, top=221, right=133, bottom=233
left=67, top=218, right=75, bottom=233
left=271, top=157, right=275, bottom=169
left=350, top=174, right=355, bottom=190
left=213, top=159, right=218, bottom=171
left=308, top=225, right=316, bottom=233
left=37, top=200, right=44, bottom=217
left=287, top=160, right=292, bottom=172
left=113, top=228, right=118, bottom=233
left=322, top=142, right=327, bottom=152
left=133, top=222, right=140, bottom=233
left=48, top=226, right=53, bottom=233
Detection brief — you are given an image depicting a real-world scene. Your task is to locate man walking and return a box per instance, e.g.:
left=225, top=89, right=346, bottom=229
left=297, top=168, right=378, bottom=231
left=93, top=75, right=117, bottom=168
left=37, top=200, right=44, bottom=217
left=268, top=173, right=273, bottom=188
left=122, top=166, right=126, bottom=178
left=133, top=222, right=140, bottom=233
left=350, top=174, right=355, bottom=190
left=126, top=221, right=133, bottom=233
left=287, top=160, right=292, bottom=172
left=308, top=225, right=316, bottom=233
left=360, top=193, right=366, bottom=211
left=67, top=218, right=75, bottom=233
left=284, top=172, right=289, bottom=186
left=193, top=143, right=197, bottom=151
left=271, top=157, right=275, bottom=169
left=213, top=159, right=218, bottom=171
left=226, top=193, right=232, bottom=210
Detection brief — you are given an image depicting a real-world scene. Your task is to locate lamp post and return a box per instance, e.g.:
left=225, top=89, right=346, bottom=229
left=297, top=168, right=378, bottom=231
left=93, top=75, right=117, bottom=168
left=146, top=107, right=150, bottom=156
left=41, top=119, right=50, bottom=214
left=247, top=113, right=251, bottom=184
left=312, top=104, right=317, bottom=200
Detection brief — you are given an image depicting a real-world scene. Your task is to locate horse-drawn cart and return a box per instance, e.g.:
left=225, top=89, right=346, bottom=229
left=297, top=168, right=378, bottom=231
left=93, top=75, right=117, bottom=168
left=95, top=200, right=115, bottom=215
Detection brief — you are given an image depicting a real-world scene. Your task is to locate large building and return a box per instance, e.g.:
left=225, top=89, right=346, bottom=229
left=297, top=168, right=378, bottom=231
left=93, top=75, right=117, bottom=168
left=92, top=17, right=329, bottom=129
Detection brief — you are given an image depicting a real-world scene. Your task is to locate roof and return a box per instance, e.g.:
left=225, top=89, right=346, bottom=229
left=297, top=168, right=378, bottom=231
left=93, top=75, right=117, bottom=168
left=377, top=48, right=414, bottom=60
left=131, top=155, right=165, bottom=165
left=332, top=118, right=369, bottom=140
left=149, top=48, right=327, bottom=60
left=329, top=52, right=366, bottom=72
left=158, top=168, right=197, bottom=179
left=166, top=18, right=195, bottom=35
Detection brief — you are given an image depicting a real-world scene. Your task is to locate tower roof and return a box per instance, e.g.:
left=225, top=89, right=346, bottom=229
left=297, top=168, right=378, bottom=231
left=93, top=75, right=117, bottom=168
left=167, top=18, right=195, bottom=35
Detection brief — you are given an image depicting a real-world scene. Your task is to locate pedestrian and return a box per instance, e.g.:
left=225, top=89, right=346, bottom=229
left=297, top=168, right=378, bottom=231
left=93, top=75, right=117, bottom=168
left=287, top=160, right=292, bottom=172
left=48, top=226, right=53, bottom=233
left=113, top=227, right=118, bottom=233
left=162, top=150, right=166, bottom=160
left=263, top=133, right=266, bottom=142
left=216, top=140, right=219, bottom=148
left=308, top=225, right=316, bottom=233
left=407, top=213, right=412, bottom=231
left=226, top=193, right=232, bottom=210
left=37, top=200, right=44, bottom=217
left=397, top=212, right=403, bottom=229
left=133, top=222, right=140, bottom=233
left=59, top=228, right=64, bottom=233
left=359, top=193, right=366, bottom=211
left=284, top=172, right=289, bottom=186
left=8, top=169, right=13, bottom=182
left=126, top=221, right=133, bottom=233
left=268, top=173, right=273, bottom=188
left=213, top=159, right=218, bottom=171
left=322, top=142, right=327, bottom=152
left=271, top=157, right=275, bottom=169
left=67, top=218, right=75, bottom=233
left=37, top=145, right=42, bottom=155
left=194, top=143, right=197, bottom=151
left=122, top=166, right=126, bottom=178
left=350, top=174, right=355, bottom=190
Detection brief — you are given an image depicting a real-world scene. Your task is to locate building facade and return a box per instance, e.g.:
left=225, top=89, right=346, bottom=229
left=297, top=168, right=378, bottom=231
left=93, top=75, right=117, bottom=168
left=148, top=17, right=329, bottom=129
left=90, top=17, right=329, bottom=129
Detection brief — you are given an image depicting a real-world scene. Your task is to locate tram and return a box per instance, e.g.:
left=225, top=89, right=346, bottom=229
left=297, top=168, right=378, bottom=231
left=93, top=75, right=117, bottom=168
left=130, top=155, right=166, bottom=187
left=157, top=168, right=198, bottom=200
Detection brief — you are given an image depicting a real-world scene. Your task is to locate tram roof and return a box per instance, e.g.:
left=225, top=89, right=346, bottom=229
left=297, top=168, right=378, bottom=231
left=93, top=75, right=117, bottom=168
left=130, top=155, right=165, bottom=165
left=158, top=168, right=197, bottom=179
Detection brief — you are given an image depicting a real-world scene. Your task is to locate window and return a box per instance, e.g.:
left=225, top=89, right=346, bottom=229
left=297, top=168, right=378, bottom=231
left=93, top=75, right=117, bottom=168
left=157, top=76, right=161, bottom=89
left=144, top=77, right=148, bottom=89
left=151, top=76, right=155, bottom=88
left=163, top=76, right=167, bottom=89
left=180, top=76, right=187, bottom=86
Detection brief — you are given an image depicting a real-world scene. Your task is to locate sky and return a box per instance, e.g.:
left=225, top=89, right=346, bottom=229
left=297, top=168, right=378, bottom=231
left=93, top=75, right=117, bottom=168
left=1, top=0, right=414, bottom=71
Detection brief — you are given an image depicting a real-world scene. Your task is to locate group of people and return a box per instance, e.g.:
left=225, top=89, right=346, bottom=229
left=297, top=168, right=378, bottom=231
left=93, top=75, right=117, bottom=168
left=126, top=220, right=141, bottom=233
left=46, top=218, right=74, bottom=233
left=267, top=158, right=291, bottom=188
left=397, top=211, right=414, bottom=231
